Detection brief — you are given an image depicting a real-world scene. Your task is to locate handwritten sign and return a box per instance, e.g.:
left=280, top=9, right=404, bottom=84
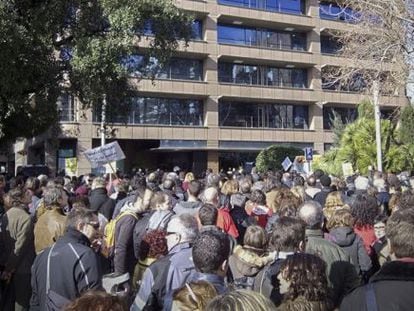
left=83, top=141, right=125, bottom=168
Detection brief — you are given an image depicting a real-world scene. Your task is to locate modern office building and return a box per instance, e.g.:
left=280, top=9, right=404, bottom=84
left=13, top=0, right=408, bottom=176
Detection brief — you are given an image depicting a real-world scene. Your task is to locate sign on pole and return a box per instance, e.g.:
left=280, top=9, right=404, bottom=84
left=305, top=147, right=313, bottom=161
left=83, top=141, right=125, bottom=168
left=282, top=157, right=293, bottom=171
left=342, top=162, right=354, bottom=177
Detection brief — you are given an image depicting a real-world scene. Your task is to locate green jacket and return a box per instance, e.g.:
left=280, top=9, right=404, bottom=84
left=305, top=229, right=360, bottom=307
left=1, top=205, right=35, bottom=274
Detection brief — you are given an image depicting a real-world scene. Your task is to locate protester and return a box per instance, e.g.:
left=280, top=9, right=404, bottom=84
left=203, top=187, right=239, bottom=239
left=132, top=229, right=168, bottom=291
left=206, top=290, right=277, bottom=311
left=30, top=207, right=102, bottom=310
left=0, top=186, right=35, bottom=310
left=298, top=200, right=359, bottom=307
left=259, top=217, right=306, bottom=305
left=34, top=185, right=68, bottom=254
left=191, top=230, right=230, bottom=294
left=89, top=177, right=115, bottom=221
left=172, top=281, right=218, bottom=311
left=340, top=208, right=414, bottom=310
left=64, top=290, right=127, bottom=311
left=326, top=209, right=372, bottom=279
left=131, top=214, right=199, bottom=311
left=277, top=253, right=331, bottom=310
left=173, top=180, right=203, bottom=216
left=228, top=225, right=274, bottom=290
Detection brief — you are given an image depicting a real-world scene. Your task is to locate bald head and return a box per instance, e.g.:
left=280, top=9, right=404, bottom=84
left=298, top=200, right=324, bottom=229
left=203, top=187, right=219, bottom=207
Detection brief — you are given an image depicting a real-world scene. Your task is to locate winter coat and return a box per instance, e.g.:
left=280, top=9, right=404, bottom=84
left=217, top=207, right=239, bottom=239
left=340, top=260, right=414, bottom=311
left=229, top=245, right=274, bottom=285
left=0, top=205, right=35, bottom=275
left=114, top=209, right=139, bottom=275
left=89, top=187, right=115, bottom=220
left=34, top=206, right=67, bottom=254
left=147, top=210, right=174, bottom=231
left=329, top=226, right=372, bottom=274
left=30, top=228, right=102, bottom=310
left=305, top=229, right=360, bottom=307
left=173, top=200, right=202, bottom=216
left=354, top=225, right=376, bottom=256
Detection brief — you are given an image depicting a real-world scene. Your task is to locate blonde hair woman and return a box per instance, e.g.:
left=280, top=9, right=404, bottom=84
left=172, top=281, right=218, bottom=311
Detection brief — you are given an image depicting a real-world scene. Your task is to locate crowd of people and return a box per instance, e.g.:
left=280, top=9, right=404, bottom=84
left=0, top=166, right=414, bottom=311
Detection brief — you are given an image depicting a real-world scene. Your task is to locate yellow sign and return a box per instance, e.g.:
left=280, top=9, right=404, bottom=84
left=65, top=158, right=77, bottom=176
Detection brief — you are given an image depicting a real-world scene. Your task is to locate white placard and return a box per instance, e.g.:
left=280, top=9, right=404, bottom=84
left=83, top=141, right=125, bottom=168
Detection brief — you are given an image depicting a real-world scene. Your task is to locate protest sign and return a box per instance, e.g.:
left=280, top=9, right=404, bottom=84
left=65, top=158, right=77, bottom=176
left=83, top=141, right=125, bottom=168
left=342, top=162, right=354, bottom=177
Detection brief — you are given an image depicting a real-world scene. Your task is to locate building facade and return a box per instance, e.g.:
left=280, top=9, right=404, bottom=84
left=13, top=0, right=408, bottom=176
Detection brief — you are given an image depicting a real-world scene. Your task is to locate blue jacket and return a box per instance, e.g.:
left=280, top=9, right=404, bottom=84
left=131, top=242, right=195, bottom=311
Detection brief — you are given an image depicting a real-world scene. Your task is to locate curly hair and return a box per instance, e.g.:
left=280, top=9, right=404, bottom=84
left=280, top=253, right=328, bottom=302
left=249, top=189, right=266, bottom=205
left=139, top=229, right=168, bottom=260
left=351, top=194, right=379, bottom=227
left=64, top=290, right=127, bottom=311
left=398, top=190, right=414, bottom=210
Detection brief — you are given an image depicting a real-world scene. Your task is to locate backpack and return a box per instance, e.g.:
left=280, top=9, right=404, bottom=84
left=253, top=258, right=285, bottom=306
left=103, top=210, right=138, bottom=257
left=133, top=211, right=174, bottom=259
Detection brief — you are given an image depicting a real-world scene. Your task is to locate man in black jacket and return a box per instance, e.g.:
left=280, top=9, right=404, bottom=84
left=89, top=177, right=115, bottom=221
left=30, top=207, right=102, bottom=310
left=340, top=208, right=414, bottom=311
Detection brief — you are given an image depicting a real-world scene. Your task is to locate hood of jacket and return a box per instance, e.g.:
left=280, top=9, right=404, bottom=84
left=329, top=226, right=356, bottom=247
left=230, top=245, right=273, bottom=277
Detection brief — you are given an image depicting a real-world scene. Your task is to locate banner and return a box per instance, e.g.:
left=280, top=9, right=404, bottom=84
left=83, top=141, right=125, bottom=168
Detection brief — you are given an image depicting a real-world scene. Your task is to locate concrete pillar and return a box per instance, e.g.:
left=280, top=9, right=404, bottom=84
left=45, top=140, right=57, bottom=177
left=309, top=102, right=324, bottom=131
left=207, top=150, right=219, bottom=173
left=77, top=139, right=92, bottom=176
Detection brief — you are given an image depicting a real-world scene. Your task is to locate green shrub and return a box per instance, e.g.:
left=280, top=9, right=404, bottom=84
left=256, top=145, right=303, bottom=172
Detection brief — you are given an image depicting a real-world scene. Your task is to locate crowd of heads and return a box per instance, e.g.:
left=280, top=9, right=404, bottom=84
left=2, top=164, right=414, bottom=311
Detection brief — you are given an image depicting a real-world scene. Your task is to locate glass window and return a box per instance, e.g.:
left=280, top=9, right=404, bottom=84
left=219, top=62, right=307, bottom=88
left=191, top=20, right=203, bottom=40
left=219, top=101, right=308, bottom=129
left=122, top=55, right=202, bottom=81
left=57, top=94, right=75, bottom=122
left=323, top=107, right=357, bottom=129
left=218, top=24, right=306, bottom=51
left=94, top=97, right=203, bottom=126
left=218, top=0, right=305, bottom=15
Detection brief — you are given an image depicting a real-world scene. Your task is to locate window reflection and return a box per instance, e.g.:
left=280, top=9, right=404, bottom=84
left=218, top=62, right=308, bottom=88
left=122, top=54, right=203, bottom=81
left=217, top=24, right=307, bottom=51
left=94, top=97, right=203, bottom=126
left=58, top=94, right=76, bottom=122
left=141, top=19, right=203, bottom=40
left=323, top=107, right=357, bottom=129
left=219, top=101, right=308, bottom=129
left=319, top=2, right=359, bottom=23
left=218, top=0, right=306, bottom=15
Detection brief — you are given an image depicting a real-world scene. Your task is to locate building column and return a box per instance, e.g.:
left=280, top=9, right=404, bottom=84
left=45, top=140, right=57, bottom=177
left=77, top=139, right=92, bottom=176
left=207, top=150, right=219, bottom=173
